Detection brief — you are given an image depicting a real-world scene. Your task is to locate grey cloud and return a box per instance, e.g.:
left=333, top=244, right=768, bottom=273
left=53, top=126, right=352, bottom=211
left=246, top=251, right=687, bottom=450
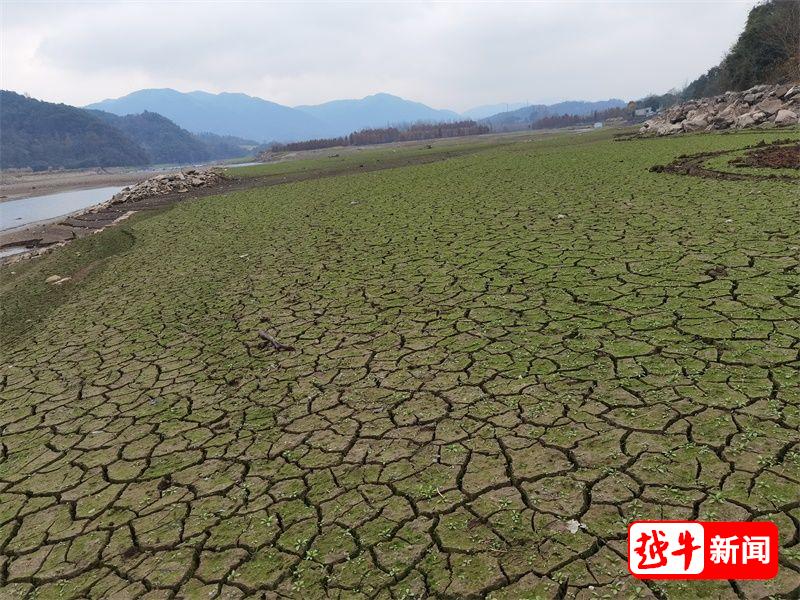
left=3, top=0, right=758, bottom=111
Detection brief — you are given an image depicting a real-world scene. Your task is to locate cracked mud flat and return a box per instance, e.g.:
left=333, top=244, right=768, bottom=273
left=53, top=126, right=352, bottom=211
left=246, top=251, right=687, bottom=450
left=0, top=142, right=500, bottom=258
left=1, top=129, right=799, bottom=599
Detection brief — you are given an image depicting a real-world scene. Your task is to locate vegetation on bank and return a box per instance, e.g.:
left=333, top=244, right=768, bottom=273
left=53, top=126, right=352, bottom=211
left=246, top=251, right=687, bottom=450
left=684, top=0, right=799, bottom=99
left=636, top=0, right=800, bottom=113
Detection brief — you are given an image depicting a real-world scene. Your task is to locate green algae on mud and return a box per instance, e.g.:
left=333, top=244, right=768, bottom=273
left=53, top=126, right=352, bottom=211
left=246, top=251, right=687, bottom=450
left=0, top=223, right=139, bottom=343
left=0, top=128, right=799, bottom=599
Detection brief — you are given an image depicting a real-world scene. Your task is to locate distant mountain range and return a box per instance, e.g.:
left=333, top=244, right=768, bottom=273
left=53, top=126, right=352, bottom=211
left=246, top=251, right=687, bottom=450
left=87, top=89, right=326, bottom=144
left=295, top=93, right=460, bottom=137
left=0, top=91, right=255, bottom=170
left=86, top=88, right=628, bottom=142
left=2, top=88, right=631, bottom=170
left=480, top=99, right=627, bottom=131
left=461, top=102, right=530, bottom=120
left=87, top=89, right=463, bottom=142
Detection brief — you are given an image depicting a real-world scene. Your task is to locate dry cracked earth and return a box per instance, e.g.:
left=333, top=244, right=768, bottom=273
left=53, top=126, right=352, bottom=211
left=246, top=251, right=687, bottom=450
left=1, top=130, right=799, bottom=600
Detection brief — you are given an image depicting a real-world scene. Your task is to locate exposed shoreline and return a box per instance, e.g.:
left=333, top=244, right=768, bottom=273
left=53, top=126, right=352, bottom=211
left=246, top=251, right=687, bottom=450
left=0, top=140, right=503, bottom=263
left=0, top=128, right=584, bottom=263
left=0, top=167, right=175, bottom=202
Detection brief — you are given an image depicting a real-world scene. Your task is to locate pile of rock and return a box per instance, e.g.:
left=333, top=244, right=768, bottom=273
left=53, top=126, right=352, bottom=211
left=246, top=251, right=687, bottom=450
left=639, top=83, right=800, bottom=136
left=108, top=168, right=228, bottom=205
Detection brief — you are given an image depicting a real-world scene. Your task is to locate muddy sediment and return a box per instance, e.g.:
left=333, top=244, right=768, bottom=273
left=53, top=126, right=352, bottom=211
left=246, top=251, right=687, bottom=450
left=649, top=139, right=800, bottom=181
left=730, top=143, right=800, bottom=170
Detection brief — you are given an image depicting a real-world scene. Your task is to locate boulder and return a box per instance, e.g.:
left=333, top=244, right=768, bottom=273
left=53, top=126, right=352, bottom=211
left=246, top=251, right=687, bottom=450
left=756, top=98, right=783, bottom=116
left=106, top=168, right=228, bottom=206
left=783, top=85, right=800, bottom=100
left=657, top=122, right=684, bottom=136
left=682, top=116, right=708, bottom=132
left=639, top=82, right=800, bottom=136
left=771, top=85, right=790, bottom=98
left=775, top=109, right=798, bottom=126
left=735, top=113, right=756, bottom=128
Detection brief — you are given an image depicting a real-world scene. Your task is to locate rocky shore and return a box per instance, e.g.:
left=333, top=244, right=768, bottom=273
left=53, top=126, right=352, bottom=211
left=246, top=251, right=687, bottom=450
left=640, top=83, right=800, bottom=136
left=106, top=168, right=228, bottom=205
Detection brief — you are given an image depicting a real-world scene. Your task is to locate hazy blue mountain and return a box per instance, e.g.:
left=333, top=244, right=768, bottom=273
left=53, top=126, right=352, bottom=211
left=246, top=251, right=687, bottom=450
left=1, top=90, right=149, bottom=170
left=86, top=89, right=329, bottom=143
left=85, top=89, right=629, bottom=144
left=482, top=99, right=627, bottom=130
left=295, top=93, right=460, bottom=136
left=462, top=102, right=529, bottom=120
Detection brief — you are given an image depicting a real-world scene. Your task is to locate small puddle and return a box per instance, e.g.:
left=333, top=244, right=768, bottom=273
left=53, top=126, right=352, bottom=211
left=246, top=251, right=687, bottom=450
left=226, top=161, right=264, bottom=168
left=0, top=186, right=123, bottom=231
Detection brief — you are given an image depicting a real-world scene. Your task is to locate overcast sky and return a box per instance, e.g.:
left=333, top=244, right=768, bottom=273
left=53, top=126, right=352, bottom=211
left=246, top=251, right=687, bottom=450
left=1, top=0, right=758, bottom=112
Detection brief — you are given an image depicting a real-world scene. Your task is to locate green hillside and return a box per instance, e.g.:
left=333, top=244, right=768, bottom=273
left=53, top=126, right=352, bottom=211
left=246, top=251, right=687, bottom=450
left=1, top=91, right=252, bottom=170
left=0, top=90, right=149, bottom=170
left=685, top=0, right=800, bottom=99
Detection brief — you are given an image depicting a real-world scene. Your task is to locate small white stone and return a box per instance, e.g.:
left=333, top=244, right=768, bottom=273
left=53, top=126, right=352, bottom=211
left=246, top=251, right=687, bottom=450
left=565, top=519, right=585, bottom=534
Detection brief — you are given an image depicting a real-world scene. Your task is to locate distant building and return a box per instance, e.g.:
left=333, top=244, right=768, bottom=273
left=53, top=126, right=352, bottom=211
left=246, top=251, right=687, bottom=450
left=634, top=107, right=656, bottom=118
left=594, top=122, right=603, bottom=129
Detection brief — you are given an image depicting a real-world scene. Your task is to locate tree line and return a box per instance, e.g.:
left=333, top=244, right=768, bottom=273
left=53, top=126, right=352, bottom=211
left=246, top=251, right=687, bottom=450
left=530, top=107, right=629, bottom=130
left=270, top=120, right=490, bottom=152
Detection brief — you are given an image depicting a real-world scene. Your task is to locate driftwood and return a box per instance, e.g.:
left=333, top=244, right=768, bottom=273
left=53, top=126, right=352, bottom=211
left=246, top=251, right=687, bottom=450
left=258, top=330, right=295, bottom=351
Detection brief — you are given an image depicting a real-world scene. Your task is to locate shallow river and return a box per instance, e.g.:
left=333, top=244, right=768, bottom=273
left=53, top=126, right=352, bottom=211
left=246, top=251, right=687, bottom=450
left=0, top=186, right=123, bottom=232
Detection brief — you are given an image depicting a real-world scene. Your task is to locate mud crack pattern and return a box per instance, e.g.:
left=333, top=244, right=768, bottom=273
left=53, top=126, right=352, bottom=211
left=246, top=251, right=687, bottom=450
left=1, top=130, right=799, bottom=599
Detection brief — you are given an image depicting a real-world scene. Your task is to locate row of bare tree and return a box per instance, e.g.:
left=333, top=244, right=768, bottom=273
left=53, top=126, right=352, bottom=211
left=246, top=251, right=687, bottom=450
left=271, top=120, right=490, bottom=152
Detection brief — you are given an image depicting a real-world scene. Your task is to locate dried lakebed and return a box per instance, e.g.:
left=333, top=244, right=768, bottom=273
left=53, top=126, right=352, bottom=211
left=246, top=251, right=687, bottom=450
left=0, top=129, right=799, bottom=599
left=0, top=144, right=496, bottom=261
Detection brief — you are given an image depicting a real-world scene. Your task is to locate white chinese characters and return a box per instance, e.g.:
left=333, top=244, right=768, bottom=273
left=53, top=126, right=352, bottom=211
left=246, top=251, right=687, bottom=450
left=710, top=535, right=770, bottom=565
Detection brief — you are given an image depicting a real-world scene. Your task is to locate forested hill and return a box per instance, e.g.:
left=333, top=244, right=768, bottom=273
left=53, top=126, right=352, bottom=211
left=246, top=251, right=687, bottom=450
left=1, top=91, right=254, bottom=170
left=684, top=0, right=799, bottom=99
left=0, top=91, right=149, bottom=170
left=89, top=110, right=219, bottom=165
